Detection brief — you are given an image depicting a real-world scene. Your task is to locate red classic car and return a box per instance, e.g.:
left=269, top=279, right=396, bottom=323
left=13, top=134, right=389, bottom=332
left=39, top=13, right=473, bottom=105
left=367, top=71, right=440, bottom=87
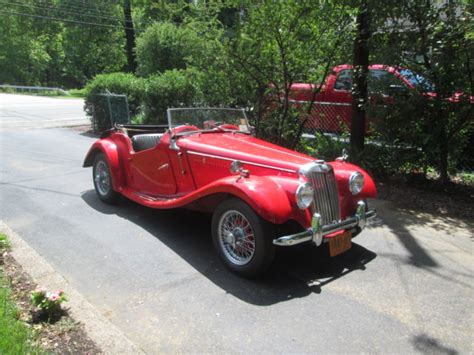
left=83, top=108, right=377, bottom=276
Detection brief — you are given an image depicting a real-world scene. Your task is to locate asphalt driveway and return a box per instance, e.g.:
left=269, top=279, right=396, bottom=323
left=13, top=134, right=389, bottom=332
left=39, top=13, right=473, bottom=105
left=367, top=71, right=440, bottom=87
left=0, top=95, right=472, bottom=353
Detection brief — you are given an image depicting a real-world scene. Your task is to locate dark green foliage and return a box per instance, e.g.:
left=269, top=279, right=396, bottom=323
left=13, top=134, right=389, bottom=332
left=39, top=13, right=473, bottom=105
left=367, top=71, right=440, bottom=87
left=300, top=134, right=349, bottom=162
left=0, top=1, right=126, bottom=88
left=84, top=73, right=146, bottom=131
left=142, top=69, right=198, bottom=124
left=135, top=22, right=203, bottom=77
left=83, top=70, right=198, bottom=128
left=369, top=1, right=473, bottom=182
left=186, top=1, right=354, bottom=148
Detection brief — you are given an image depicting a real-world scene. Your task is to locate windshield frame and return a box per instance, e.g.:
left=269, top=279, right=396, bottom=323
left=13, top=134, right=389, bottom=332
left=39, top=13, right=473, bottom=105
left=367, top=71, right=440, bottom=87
left=166, top=107, right=250, bottom=136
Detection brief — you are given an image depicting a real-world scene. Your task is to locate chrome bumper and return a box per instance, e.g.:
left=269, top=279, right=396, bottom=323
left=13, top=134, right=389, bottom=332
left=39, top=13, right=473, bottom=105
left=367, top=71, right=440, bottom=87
left=273, top=200, right=376, bottom=247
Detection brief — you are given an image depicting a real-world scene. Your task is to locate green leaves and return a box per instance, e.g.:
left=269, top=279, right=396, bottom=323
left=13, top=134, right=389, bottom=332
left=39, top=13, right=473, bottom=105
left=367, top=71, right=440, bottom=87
left=136, top=22, right=204, bottom=76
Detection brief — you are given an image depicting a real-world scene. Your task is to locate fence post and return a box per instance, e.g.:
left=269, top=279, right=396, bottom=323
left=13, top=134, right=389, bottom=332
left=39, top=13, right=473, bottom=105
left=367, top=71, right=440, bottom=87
left=106, top=95, right=113, bottom=128
left=124, top=95, right=130, bottom=124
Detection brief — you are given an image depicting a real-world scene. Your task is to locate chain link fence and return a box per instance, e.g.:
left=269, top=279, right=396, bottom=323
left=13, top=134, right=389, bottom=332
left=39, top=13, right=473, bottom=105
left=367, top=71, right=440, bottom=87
left=293, top=100, right=352, bottom=135
left=295, top=99, right=474, bottom=177
left=89, top=93, right=130, bottom=132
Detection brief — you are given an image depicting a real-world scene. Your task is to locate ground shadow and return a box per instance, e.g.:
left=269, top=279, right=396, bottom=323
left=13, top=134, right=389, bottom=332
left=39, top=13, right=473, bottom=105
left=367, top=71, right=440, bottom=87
left=411, top=334, right=458, bottom=355
left=79, top=130, right=99, bottom=138
left=81, top=190, right=377, bottom=306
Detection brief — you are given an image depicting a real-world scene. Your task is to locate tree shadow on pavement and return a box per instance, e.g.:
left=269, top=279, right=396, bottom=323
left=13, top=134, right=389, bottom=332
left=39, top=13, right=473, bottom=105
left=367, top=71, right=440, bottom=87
left=366, top=200, right=473, bottom=290
left=368, top=212, right=439, bottom=269
left=411, top=334, right=458, bottom=355
left=81, top=190, right=377, bottom=306
left=366, top=198, right=472, bottom=270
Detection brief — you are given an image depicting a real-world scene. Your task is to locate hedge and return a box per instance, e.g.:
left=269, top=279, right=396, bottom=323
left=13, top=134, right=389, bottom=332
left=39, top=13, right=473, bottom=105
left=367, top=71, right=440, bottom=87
left=84, top=69, right=200, bottom=129
left=142, top=69, right=198, bottom=124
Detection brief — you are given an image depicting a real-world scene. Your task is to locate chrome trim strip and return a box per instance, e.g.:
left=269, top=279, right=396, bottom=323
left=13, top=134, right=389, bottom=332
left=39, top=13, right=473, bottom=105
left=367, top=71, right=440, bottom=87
left=273, top=201, right=376, bottom=247
left=288, top=99, right=352, bottom=107
left=186, top=151, right=296, bottom=173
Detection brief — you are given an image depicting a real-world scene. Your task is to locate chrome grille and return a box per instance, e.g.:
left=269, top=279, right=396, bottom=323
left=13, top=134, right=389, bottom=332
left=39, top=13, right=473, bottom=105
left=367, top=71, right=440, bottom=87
left=308, top=168, right=341, bottom=225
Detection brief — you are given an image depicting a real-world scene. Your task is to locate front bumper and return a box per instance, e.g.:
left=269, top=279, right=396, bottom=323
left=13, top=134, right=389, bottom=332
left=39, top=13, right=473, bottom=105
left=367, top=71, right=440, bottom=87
left=273, top=200, right=376, bottom=247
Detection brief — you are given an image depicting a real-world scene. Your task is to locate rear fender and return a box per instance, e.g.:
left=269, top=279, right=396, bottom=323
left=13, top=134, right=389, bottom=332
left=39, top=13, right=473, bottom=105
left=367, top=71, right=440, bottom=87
left=83, top=139, right=124, bottom=191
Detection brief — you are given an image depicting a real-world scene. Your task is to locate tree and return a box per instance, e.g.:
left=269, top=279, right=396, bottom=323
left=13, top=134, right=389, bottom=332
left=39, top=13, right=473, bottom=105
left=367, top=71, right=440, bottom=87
left=188, top=0, right=353, bottom=148
left=372, top=0, right=473, bottom=183
left=350, top=1, right=371, bottom=157
left=0, top=0, right=126, bottom=88
left=135, top=21, right=204, bottom=76
left=123, top=0, right=137, bottom=73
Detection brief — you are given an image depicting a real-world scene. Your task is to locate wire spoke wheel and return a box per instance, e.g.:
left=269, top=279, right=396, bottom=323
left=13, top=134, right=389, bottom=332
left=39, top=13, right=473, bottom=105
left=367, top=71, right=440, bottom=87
left=94, top=160, right=111, bottom=196
left=92, top=153, right=118, bottom=204
left=218, top=210, right=256, bottom=265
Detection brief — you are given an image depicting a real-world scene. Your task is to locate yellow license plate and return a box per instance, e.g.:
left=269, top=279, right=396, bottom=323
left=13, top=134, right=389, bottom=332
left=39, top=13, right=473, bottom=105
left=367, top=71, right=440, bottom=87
left=329, top=231, right=352, bottom=257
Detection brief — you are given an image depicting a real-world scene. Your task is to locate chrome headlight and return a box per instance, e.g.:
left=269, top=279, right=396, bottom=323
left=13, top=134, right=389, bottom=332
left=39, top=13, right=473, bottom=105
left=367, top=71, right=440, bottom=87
left=349, top=172, right=364, bottom=195
left=296, top=182, right=314, bottom=209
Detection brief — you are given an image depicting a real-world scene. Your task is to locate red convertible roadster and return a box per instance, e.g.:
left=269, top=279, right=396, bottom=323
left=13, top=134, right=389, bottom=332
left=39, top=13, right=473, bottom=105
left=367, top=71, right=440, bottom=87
left=84, top=108, right=376, bottom=276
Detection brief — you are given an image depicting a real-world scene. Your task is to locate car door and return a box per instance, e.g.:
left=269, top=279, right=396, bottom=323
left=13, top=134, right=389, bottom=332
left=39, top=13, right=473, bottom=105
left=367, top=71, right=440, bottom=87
left=129, top=140, right=177, bottom=196
left=327, top=69, right=353, bottom=131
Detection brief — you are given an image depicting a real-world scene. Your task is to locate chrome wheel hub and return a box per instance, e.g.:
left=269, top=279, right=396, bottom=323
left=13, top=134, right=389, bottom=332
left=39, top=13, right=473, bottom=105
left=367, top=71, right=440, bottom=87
left=218, top=210, right=255, bottom=266
left=94, top=160, right=111, bottom=196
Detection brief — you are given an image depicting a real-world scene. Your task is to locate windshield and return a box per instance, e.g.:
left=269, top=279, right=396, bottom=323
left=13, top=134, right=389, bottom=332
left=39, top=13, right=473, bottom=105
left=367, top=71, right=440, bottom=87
left=399, top=69, right=434, bottom=92
left=167, top=108, right=250, bottom=134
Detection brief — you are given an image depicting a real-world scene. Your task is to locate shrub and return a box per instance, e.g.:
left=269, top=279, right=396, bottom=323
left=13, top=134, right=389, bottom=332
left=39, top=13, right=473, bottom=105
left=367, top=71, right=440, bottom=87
left=83, top=69, right=202, bottom=129
left=30, top=288, right=67, bottom=321
left=142, top=69, right=198, bottom=124
left=84, top=72, right=146, bottom=131
left=136, top=22, right=204, bottom=77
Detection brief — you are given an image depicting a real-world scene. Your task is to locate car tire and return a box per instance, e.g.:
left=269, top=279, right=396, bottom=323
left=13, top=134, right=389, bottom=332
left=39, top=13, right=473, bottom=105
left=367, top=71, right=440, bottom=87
left=92, top=153, right=119, bottom=204
left=212, top=198, right=275, bottom=277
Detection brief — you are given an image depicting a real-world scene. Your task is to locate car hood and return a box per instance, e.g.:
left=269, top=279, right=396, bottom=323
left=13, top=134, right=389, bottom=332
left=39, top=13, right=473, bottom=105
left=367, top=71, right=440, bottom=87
left=178, top=132, right=314, bottom=172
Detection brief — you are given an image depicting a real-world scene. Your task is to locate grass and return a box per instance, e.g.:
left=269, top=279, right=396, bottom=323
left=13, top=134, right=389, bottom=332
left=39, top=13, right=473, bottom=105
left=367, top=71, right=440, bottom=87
left=67, top=88, right=86, bottom=98
left=0, top=234, right=42, bottom=354
left=0, top=234, right=10, bottom=250
left=0, top=277, right=42, bottom=354
left=0, top=87, right=85, bottom=99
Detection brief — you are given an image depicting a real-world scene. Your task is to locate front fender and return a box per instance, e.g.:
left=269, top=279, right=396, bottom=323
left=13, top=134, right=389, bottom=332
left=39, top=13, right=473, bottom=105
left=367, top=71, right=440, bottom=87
left=83, top=139, right=124, bottom=191
left=205, top=175, right=294, bottom=224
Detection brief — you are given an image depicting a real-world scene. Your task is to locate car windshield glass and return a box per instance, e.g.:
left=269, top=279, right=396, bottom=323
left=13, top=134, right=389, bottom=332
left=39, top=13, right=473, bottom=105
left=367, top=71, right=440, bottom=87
left=399, top=69, right=434, bottom=92
left=167, top=108, right=250, bottom=134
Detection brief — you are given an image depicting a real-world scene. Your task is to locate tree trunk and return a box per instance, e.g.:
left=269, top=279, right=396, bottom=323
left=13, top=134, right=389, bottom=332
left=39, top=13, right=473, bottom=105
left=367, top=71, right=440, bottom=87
left=438, top=113, right=450, bottom=184
left=350, top=2, right=370, bottom=158
left=123, top=0, right=136, bottom=73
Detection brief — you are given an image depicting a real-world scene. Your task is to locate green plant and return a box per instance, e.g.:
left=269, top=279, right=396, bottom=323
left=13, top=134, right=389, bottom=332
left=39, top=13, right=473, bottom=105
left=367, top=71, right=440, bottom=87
left=30, top=288, right=67, bottom=319
left=0, top=275, right=41, bottom=354
left=299, top=133, right=349, bottom=162
left=84, top=72, right=146, bottom=131
left=0, top=234, right=10, bottom=251
left=142, top=69, right=198, bottom=124
left=135, top=22, right=205, bottom=77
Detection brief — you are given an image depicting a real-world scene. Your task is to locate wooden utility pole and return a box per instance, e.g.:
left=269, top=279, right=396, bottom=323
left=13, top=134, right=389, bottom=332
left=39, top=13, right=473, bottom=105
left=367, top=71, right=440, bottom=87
left=123, top=0, right=137, bottom=73
left=350, top=1, right=370, bottom=157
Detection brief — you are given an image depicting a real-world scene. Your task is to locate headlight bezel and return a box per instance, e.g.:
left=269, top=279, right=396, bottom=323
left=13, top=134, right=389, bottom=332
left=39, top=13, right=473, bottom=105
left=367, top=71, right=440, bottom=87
left=349, top=171, right=364, bottom=195
left=295, top=182, right=314, bottom=209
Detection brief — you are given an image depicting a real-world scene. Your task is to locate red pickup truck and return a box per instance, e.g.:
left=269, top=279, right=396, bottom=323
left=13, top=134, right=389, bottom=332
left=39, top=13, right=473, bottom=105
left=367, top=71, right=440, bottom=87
left=288, top=64, right=470, bottom=133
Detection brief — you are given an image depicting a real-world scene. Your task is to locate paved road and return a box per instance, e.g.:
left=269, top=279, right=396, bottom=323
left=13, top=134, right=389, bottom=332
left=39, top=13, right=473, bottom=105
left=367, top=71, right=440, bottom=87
left=0, top=93, right=88, bottom=129
left=0, top=95, right=473, bottom=353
